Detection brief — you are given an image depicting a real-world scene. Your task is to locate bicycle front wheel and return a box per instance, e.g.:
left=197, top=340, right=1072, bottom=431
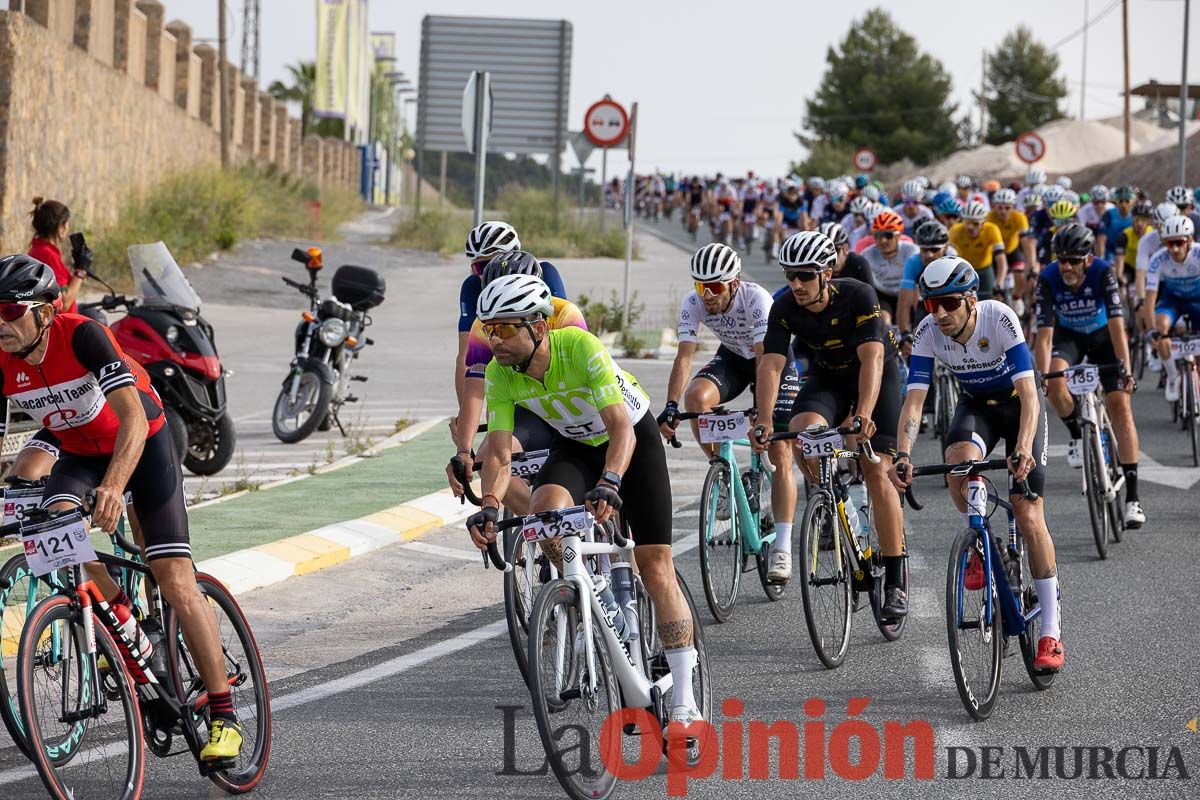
left=698, top=461, right=741, bottom=622
left=18, top=595, right=144, bottom=800
left=166, top=573, right=272, bottom=794
left=945, top=529, right=1003, bottom=721
left=1082, top=428, right=1109, bottom=559
left=1187, top=366, right=1200, bottom=466
left=797, top=494, right=852, bottom=669
left=526, top=579, right=620, bottom=800
left=503, top=523, right=546, bottom=686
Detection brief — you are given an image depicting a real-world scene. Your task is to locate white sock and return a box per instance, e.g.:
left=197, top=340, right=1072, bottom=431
left=665, top=646, right=698, bottom=711
left=1165, top=357, right=1180, bottom=379
left=1033, top=577, right=1060, bottom=640
left=773, top=522, right=792, bottom=553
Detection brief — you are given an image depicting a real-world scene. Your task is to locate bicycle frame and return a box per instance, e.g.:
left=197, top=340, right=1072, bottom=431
left=806, top=447, right=874, bottom=584
left=955, top=491, right=1038, bottom=640
left=1074, top=389, right=1124, bottom=502
left=708, top=439, right=774, bottom=557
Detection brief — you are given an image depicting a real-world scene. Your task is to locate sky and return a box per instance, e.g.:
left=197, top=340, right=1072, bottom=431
left=185, top=0, right=1199, bottom=179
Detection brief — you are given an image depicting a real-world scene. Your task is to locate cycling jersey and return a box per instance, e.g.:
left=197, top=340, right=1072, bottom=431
left=1034, top=259, right=1123, bottom=335
left=948, top=221, right=1005, bottom=271
left=763, top=279, right=895, bottom=372
left=892, top=203, right=933, bottom=235
left=0, top=313, right=164, bottom=456
left=908, top=300, right=1034, bottom=398
left=862, top=241, right=920, bottom=297
left=778, top=196, right=805, bottom=227
left=1115, top=223, right=1145, bottom=271
left=1135, top=229, right=1161, bottom=273
left=1099, top=208, right=1132, bottom=259
left=464, top=296, right=587, bottom=379
left=677, top=281, right=772, bottom=359
left=740, top=187, right=760, bottom=215
left=986, top=209, right=1031, bottom=255
left=485, top=326, right=649, bottom=447
left=458, top=262, right=567, bottom=333
left=899, top=252, right=927, bottom=292
left=1077, top=202, right=1106, bottom=232
left=1145, top=242, right=1200, bottom=298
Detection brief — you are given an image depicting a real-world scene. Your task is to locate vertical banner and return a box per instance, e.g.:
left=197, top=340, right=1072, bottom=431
left=314, top=0, right=349, bottom=120
left=370, top=32, right=395, bottom=60
left=358, top=0, right=372, bottom=137
left=345, top=0, right=360, bottom=133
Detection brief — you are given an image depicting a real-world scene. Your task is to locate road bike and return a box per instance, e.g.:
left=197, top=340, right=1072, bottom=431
left=484, top=507, right=710, bottom=800
left=931, top=361, right=960, bottom=455
left=900, top=460, right=1053, bottom=721
left=1043, top=363, right=1127, bottom=558
left=788, top=422, right=909, bottom=669
left=1164, top=331, right=1200, bottom=466
left=670, top=408, right=785, bottom=623
left=11, top=500, right=271, bottom=799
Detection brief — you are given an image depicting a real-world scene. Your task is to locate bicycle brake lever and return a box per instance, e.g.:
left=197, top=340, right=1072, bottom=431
left=485, top=540, right=511, bottom=572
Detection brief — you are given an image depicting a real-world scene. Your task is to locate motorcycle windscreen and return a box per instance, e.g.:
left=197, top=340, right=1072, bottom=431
left=128, top=241, right=204, bottom=312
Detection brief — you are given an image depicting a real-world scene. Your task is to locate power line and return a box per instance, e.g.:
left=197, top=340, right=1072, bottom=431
left=1050, top=0, right=1121, bottom=50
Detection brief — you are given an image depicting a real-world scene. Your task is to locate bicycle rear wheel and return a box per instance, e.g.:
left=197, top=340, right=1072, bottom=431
left=797, top=494, right=851, bottom=669
left=1016, top=543, right=1056, bottom=691
left=166, top=573, right=271, bottom=794
left=527, top=579, right=620, bottom=800
left=503, top=522, right=547, bottom=686
left=698, top=461, right=740, bottom=622
left=18, top=595, right=144, bottom=800
left=751, top=467, right=785, bottom=601
left=1101, top=421, right=1124, bottom=543
left=1082, top=428, right=1109, bottom=559
left=945, top=529, right=1003, bottom=721
left=870, top=537, right=909, bottom=642
left=1187, top=366, right=1200, bottom=467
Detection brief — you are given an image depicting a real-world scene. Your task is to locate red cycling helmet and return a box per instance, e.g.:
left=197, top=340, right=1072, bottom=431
left=871, top=209, right=905, bottom=233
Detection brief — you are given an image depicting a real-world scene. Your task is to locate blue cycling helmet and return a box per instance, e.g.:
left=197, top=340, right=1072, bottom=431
left=933, top=194, right=963, bottom=216
left=855, top=173, right=870, bottom=189
left=919, top=256, right=979, bottom=299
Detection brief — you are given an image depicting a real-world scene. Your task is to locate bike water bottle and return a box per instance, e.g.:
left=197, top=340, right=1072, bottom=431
left=609, top=563, right=640, bottom=643
left=847, top=481, right=870, bottom=537
left=591, top=574, right=630, bottom=641
left=109, top=601, right=154, bottom=682
left=843, top=489, right=862, bottom=537
left=140, top=616, right=169, bottom=681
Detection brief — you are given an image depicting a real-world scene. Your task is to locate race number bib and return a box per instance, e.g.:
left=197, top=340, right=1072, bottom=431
left=696, top=413, right=748, bottom=444
left=21, top=511, right=97, bottom=577
left=1064, top=365, right=1100, bottom=396
left=510, top=450, right=549, bottom=478
left=799, top=429, right=843, bottom=459
left=3, top=486, right=44, bottom=529
left=1170, top=338, right=1200, bottom=359
left=965, top=479, right=989, bottom=517
left=521, top=508, right=595, bottom=543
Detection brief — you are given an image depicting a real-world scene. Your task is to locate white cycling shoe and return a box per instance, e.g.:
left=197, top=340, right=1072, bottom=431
left=767, top=550, right=792, bottom=583
left=1166, top=375, right=1181, bottom=404
left=667, top=705, right=705, bottom=765
left=1124, top=501, right=1145, bottom=529
left=1066, top=438, right=1083, bottom=469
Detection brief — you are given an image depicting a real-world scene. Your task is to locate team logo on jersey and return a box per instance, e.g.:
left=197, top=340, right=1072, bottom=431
left=978, top=337, right=991, bottom=352
left=15, top=371, right=28, bottom=384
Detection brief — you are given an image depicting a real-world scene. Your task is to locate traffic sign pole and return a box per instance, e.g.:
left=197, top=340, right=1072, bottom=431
left=622, top=102, right=638, bottom=331
left=467, top=71, right=492, bottom=227
left=600, top=148, right=608, bottom=232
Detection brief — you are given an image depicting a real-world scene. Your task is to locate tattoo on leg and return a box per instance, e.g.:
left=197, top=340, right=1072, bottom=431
left=658, top=618, right=693, bottom=648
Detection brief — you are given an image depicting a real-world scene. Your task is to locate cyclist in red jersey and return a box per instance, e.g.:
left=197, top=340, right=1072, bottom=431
left=0, top=254, right=243, bottom=763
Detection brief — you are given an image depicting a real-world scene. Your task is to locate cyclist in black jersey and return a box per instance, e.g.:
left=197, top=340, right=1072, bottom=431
left=819, top=222, right=875, bottom=286
left=751, top=231, right=908, bottom=617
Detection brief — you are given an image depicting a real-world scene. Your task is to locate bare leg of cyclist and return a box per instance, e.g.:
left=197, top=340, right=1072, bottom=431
left=862, top=454, right=903, bottom=557
left=152, top=557, right=231, bottom=707
left=682, top=377, right=720, bottom=460
left=477, top=434, right=532, bottom=515
left=790, top=411, right=829, bottom=485
left=944, top=441, right=983, bottom=515
left=8, top=446, right=55, bottom=481
left=1105, top=390, right=1140, bottom=509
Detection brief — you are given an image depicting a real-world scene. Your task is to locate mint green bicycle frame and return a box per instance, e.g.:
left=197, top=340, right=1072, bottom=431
left=705, top=438, right=775, bottom=555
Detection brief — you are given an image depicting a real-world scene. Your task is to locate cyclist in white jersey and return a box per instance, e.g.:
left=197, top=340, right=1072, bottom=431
left=863, top=208, right=920, bottom=323
left=1145, top=216, right=1200, bottom=403
left=891, top=257, right=1064, bottom=674
left=659, top=244, right=800, bottom=581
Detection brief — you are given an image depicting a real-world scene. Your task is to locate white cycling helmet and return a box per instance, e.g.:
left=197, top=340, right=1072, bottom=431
left=1056, top=176, right=1073, bottom=188
left=901, top=179, right=924, bottom=201
left=818, top=221, right=849, bottom=248
left=1089, top=184, right=1110, bottom=202
left=962, top=200, right=988, bottom=222
left=1026, top=166, right=1047, bottom=186
left=865, top=201, right=887, bottom=222
left=914, top=175, right=931, bottom=189
left=1023, top=192, right=1043, bottom=209
left=779, top=231, right=837, bottom=270
left=1152, top=201, right=1180, bottom=227
left=829, top=182, right=850, bottom=202
left=849, top=195, right=873, bottom=216
left=807, top=176, right=826, bottom=191
left=1166, top=184, right=1194, bottom=206
left=476, top=274, right=554, bottom=322
left=1161, top=215, right=1196, bottom=241
left=861, top=184, right=882, bottom=202
left=690, top=243, right=742, bottom=282
left=992, top=188, right=1017, bottom=206
left=919, top=256, right=979, bottom=298
left=956, top=175, right=973, bottom=189
left=938, top=181, right=957, bottom=196
left=1042, top=185, right=1065, bottom=205
left=465, top=220, right=521, bottom=260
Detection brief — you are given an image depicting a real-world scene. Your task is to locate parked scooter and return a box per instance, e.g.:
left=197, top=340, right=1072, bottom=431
left=79, top=240, right=236, bottom=475
left=271, top=247, right=384, bottom=444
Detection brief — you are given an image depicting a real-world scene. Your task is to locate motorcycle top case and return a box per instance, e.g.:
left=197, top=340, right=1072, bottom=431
left=331, top=265, right=386, bottom=311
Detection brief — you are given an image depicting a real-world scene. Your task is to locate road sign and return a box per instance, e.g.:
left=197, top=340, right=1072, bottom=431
left=584, top=97, right=629, bottom=148
left=569, top=130, right=595, bottom=165
left=853, top=147, right=877, bottom=172
left=461, top=71, right=494, bottom=155
left=1015, top=131, right=1047, bottom=164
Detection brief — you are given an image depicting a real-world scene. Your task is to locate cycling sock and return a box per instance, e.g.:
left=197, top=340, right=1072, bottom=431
left=1060, top=415, right=1082, bottom=440
left=884, top=555, right=904, bottom=588
left=773, top=522, right=792, bottom=553
left=1032, top=577, right=1060, bottom=641
left=1165, top=357, right=1180, bottom=379
left=664, top=646, right=698, bottom=711
left=1121, top=463, right=1138, bottom=502
left=208, top=691, right=237, bottom=724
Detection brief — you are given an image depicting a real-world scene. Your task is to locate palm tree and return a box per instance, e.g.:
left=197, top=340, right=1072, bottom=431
left=268, top=62, right=316, bottom=137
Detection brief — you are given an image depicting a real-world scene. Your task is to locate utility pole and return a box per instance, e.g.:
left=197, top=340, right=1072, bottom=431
left=979, top=50, right=987, bottom=144
left=218, top=0, right=230, bottom=168
left=1181, top=0, right=1191, bottom=184
left=1122, top=0, right=1131, bottom=156
left=1081, top=0, right=1089, bottom=120
left=240, top=0, right=261, bottom=82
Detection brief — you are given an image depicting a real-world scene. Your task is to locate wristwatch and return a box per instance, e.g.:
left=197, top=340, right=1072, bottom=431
left=599, top=470, right=623, bottom=489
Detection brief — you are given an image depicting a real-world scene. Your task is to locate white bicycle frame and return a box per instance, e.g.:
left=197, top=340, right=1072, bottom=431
left=1071, top=376, right=1124, bottom=503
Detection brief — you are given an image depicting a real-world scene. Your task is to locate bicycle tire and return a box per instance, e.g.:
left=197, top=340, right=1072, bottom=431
left=870, top=539, right=909, bottom=642
left=751, top=466, right=785, bottom=601
left=502, top=521, right=542, bottom=686
left=526, top=579, right=619, bottom=800
left=1015, top=543, right=1056, bottom=691
left=797, top=493, right=852, bottom=669
left=18, top=595, right=144, bottom=800
left=945, top=529, right=1003, bottom=721
left=698, top=461, right=740, bottom=622
left=1101, top=420, right=1124, bottom=543
left=165, top=573, right=272, bottom=794
left=1082, top=428, right=1109, bottom=559
left=1188, top=367, right=1200, bottom=467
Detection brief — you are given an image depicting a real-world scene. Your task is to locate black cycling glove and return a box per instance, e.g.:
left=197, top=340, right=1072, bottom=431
left=584, top=484, right=623, bottom=511
left=657, top=401, right=679, bottom=428
left=466, top=506, right=498, bottom=535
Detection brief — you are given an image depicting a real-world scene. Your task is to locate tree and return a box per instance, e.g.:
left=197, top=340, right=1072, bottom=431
left=983, top=26, right=1067, bottom=145
left=799, top=8, right=961, bottom=166
left=268, top=61, right=342, bottom=139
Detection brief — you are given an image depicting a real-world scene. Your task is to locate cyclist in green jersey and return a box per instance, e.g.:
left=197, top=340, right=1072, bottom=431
left=466, top=275, right=704, bottom=727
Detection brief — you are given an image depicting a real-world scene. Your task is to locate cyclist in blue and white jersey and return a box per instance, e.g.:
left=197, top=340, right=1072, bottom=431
left=1145, top=215, right=1200, bottom=404
left=891, top=256, right=1064, bottom=673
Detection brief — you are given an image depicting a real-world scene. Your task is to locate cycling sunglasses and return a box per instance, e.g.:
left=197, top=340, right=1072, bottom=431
left=481, top=321, right=532, bottom=340
left=0, top=301, right=44, bottom=322
left=694, top=280, right=731, bottom=297
left=1059, top=255, right=1087, bottom=266
left=1165, top=238, right=1191, bottom=248
left=784, top=269, right=822, bottom=283
left=924, top=295, right=966, bottom=313
left=874, top=231, right=897, bottom=240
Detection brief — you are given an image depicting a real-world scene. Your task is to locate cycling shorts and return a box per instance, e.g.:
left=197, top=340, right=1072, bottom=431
left=695, top=346, right=799, bottom=433
left=1007, top=248, right=1026, bottom=272
left=1154, top=290, right=1200, bottom=328
left=21, top=428, right=62, bottom=459
left=790, top=358, right=902, bottom=457
left=875, top=290, right=898, bottom=320
left=512, top=406, right=556, bottom=452
left=945, top=391, right=1048, bottom=497
left=975, top=265, right=997, bottom=300
left=1050, top=327, right=1122, bottom=392
left=42, top=425, right=191, bottom=562
left=535, top=413, right=671, bottom=547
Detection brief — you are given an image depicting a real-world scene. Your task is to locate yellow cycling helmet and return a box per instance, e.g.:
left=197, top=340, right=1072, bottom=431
left=1049, top=199, right=1079, bottom=221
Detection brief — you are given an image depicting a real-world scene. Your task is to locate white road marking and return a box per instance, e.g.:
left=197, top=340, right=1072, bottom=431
left=400, top=541, right=482, bottom=562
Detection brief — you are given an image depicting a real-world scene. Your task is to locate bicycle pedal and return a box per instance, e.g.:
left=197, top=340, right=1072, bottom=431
left=199, top=756, right=237, bottom=775
left=344, top=395, right=359, bottom=403
left=351, top=375, right=368, bottom=381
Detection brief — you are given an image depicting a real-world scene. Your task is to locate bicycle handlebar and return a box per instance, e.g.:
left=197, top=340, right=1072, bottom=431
left=667, top=407, right=755, bottom=449
left=896, top=458, right=1038, bottom=511
left=1042, top=362, right=1127, bottom=381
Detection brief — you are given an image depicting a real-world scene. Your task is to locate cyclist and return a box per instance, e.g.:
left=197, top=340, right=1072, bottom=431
left=955, top=175, right=977, bottom=207
left=987, top=188, right=1037, bottom=315
left=466, top=274, right=704, bottom=729
left=448, top=251, right=586, bottom=513
left=775, top=181, right=807, bottom=254
left=1017, top=166, right=1047, bottom=208
left=933, top=193, right=964, bottom=230
left=819, top=222, right=875, bottom=285
left=1033, top=224, right=1143, bottom=525
left=1113, top=199, right=1154, bottom=288
left=863, top=208, right=919, bottom=323
left=1167, top=184, right=1200, bottom=229
left=1077, top=185, right=1110, bottom=239
left=821, top=183, right=851, bottom=226
left=949, top=200, right=1007, bottom=301
left=753, top=231, right=908, bottom=618
left=712, top=179, right=740, bottom=244
left=845, top=196, right=874, bottom=250
left=1035, top=198, right=1080, bottom=275
left=1145, top=216, right=1200, bottom=404
left=897, top=219, right=950, bottom=336
left=659, top=244, right=799, bottom=581
left=1098, top=186, right=1136, bottom=262
left=0, top=254, right=244, bottom=761
left=894, top=179, right=934, bottom=235
left=890, top=256, right=1064, bottom=673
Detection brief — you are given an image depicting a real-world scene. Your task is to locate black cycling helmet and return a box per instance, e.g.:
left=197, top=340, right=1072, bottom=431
left=1052, top=223, right=1095, bottom=259
left=1131, top=199, right=1154, bottom=219
left=0, top=254, right=60, bottom=303
left=481, top=250, right=542, bottom=287
left=914, top=219, right=949, bottom=248
left=1112, top=185, right=1136, bottom=202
